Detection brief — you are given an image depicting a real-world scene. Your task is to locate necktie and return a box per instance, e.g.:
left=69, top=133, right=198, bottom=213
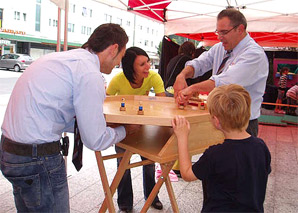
left=72, top=118, right=83, bottom=171
left=216, top=50, right=232, bottom=75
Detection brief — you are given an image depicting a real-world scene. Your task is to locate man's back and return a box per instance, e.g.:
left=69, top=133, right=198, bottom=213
left=192, top=136, right=271, bottom=212
left=165, top=54, right=192, bottom=89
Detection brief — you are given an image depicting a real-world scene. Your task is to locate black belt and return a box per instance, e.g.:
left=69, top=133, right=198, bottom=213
left=2, top=136, right=62, bottom=157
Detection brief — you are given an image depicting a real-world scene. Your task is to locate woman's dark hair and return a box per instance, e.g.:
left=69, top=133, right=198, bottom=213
left=217, top=8, right=247, bottom=29
left=280, top=67, right=290, bottom=75
left=122, top=47, right=149, bottom=84
left=194, top=46, right=206, bottom=58
left=178, top=41, right=195, bottom=57
left=81, top=23, right=128, bottom=54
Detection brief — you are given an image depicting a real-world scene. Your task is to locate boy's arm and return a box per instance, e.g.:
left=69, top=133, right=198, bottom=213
left=172, top=116, right=197, bottom=181
left=177, top=135, right=197, bottom=181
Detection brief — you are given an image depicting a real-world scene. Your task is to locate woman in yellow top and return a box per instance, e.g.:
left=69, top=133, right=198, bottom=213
left=106, top=47, right=165, bottom=212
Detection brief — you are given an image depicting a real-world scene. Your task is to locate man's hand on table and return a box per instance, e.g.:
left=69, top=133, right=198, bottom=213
left=177, top=85, right=196, bottom=106
left=173, top=74, right=188, bottom=99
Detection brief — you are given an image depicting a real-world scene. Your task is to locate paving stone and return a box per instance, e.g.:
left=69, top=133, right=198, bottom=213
left=1, top=125, right=297, bottom=212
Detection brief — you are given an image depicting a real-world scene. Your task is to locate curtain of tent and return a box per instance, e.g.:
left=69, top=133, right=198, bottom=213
left=158, top=36, right=179, bottom=83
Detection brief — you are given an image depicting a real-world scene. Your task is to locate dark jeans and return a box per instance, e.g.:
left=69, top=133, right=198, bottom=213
left=287, top=97, right=297, bottom=115
left=246, top=119, right=259, bottom=137
left=0, top=137, right=69, bottom=213
left=115, top=146, right=159, bottom=209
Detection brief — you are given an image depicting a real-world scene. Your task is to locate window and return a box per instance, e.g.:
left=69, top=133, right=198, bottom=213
left=23, top=13, right=26, bottom=21
left=81, top=26, right=86, bottom=34
left=14, top=11, right=20, bottom=20
left=151, top=41, right=153, bottom=47
left=145, top=40, right=148, bottom=46
left=49, top=18, right=51, bottom=26
left=116, top=18, right=122, bottom=26
left=147, top=27, right=149, bottom=33
left=104, top=14, right=112, bottom=23
left=70, top=4, right=75, bottom=13
left=35, top=0, right=41, bottom=31
left=52, top=19, right=57, bottom=27
left=52, top=19, right=56, bottom=27
left=82, top=7, right=87, bottom=16
left=152, top=29, right=154, bottom=34
left=138, top=25, right=142, bottom=30
left=68, top=23, right=75, bottom=32
left=127, top=21, right=130, bottom=26
left=87, top=27, right=92, bottom=35
left=89, top=9, right=92, bottom=17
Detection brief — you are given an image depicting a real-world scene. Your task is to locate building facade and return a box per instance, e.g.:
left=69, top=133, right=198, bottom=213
left=0, top=0, right=164, bottom=65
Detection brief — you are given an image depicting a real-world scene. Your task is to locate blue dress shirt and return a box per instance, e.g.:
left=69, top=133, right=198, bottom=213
left=186, top=34, right=269, bottom=120
left=1, top=48, right=126, bottom=150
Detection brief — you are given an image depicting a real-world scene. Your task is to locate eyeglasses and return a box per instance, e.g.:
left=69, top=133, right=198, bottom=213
left=215, top=25, right=239, bottom=36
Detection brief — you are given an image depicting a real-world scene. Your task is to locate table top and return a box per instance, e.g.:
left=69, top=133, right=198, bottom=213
left=104, top=95, right=210, bottom=126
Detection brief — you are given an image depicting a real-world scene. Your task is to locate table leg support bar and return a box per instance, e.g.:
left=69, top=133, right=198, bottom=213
left=162, top=163, right=179, bottom=212
left=141, top=161, right=177, bottom=213
left=95, top=151, right=116, bottom=213
left=99, top=150, right=133, bottom=213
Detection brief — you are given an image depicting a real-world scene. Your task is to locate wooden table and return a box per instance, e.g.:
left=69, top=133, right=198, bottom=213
left=95, top=95, right=224, bottom=212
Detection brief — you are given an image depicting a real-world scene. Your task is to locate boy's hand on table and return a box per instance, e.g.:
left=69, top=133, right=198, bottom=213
left=172, top=115, right=190, bottom=142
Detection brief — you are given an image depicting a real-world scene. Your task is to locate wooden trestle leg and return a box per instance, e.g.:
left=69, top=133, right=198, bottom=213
left=97, top=150, right=133, bottom=213
left=141, top=161, right=177, bottom=213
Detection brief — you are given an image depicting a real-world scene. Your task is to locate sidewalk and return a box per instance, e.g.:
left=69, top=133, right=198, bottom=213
left=1, top=124, right=298, bottom=213
left=0, top=70, right=298, bottom=212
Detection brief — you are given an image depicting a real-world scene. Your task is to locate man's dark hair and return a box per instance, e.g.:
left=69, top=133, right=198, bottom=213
left=217, top=9, right=247, bottom=29
left=82, top=23, right=128, bottom=54
left=178, top=41, right=195, bottom=57
left=122, top=47, right=149, bottom=84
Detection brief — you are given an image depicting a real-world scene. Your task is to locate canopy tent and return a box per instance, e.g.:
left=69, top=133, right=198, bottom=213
left=97, top=0, right=298, bottom=47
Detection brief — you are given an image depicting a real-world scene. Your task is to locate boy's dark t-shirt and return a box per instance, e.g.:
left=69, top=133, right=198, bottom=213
left=192, top=136, right=271, bottom=212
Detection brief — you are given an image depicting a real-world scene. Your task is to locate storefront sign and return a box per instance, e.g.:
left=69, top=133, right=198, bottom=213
left=0, top=40, right=11, bottom=45
left=0, top=28, right=26, bottom=35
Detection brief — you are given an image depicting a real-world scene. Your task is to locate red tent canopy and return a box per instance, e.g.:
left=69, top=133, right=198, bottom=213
left=176, top=32, right=298, bottom=47
left=128, top=0, right=170, bottom=22
left=127, top=0, right=298, bottom=47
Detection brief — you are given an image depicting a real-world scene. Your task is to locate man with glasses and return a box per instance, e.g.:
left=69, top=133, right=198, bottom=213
left=173, top=8, right=268, bottom=136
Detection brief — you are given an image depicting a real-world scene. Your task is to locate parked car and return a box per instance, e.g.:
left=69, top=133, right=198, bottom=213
left=0, top=53, right=34, bottom=72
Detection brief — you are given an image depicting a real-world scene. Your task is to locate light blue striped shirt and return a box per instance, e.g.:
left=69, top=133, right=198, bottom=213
left=1, top=48, right=126, bottom=151
left=186, top=34, right=269, bottom=120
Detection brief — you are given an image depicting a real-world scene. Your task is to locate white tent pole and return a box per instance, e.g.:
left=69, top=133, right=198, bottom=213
left=63, top=0, right=69, bottom=51
left=56, top=8, right=61, bottom=52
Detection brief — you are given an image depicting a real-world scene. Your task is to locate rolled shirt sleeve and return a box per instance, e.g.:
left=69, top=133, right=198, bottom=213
left=186, top=35, right=268, bottom=120
left=73, top=59, right=126, bottom=151
left=1, top=49, right=126, bottom=150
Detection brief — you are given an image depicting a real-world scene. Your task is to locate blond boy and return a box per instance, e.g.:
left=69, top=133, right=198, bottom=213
left=172, top=84, right=271, bottom=212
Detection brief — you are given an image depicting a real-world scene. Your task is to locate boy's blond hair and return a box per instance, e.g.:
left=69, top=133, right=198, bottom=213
left=207, top=84, right=251, bottom=132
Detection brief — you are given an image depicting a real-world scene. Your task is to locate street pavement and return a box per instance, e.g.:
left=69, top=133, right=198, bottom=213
left=0, top=70, right=298, bottom=212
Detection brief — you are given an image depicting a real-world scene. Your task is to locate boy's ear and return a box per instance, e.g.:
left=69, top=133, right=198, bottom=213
left=213, top=115, right=222, bottom=130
